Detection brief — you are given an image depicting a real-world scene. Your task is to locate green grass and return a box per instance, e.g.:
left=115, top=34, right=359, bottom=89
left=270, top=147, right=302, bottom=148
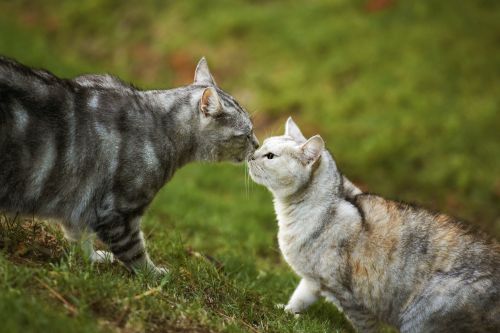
left=0, top=0, right=499, bottom=332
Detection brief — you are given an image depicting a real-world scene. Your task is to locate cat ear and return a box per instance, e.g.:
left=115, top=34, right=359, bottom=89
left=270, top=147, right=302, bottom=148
left=285, top=117, right=306, bottom=143
left=300, top=135, right=324, bottom=165
left=194, top=57, right=217, bottom=85
left=200, top=87, right=221, bottom=116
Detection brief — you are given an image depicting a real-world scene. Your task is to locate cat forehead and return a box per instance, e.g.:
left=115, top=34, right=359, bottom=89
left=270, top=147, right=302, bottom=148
left=215, top=88, right=253, bottom=129
left=262, top=136, right=297, bottom=151
left=216, top=111, right=252, bottom=133
left=217, top=89, right=247, bottom=113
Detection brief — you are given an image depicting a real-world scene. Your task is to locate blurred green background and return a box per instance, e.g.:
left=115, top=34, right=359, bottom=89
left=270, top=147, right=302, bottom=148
left=0, top=1, right=499, bottom=332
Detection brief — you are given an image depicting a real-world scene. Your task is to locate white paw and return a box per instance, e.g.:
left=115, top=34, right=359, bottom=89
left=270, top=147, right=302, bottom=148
left=284, top=304, right=302, bottom=318
left=277, top=303, right=301, bottom=318
left=153, top=266, right=169, bottom=276
left=90, top=250, right=114, bottom=263
left=138, top=265, right=169, bottom=277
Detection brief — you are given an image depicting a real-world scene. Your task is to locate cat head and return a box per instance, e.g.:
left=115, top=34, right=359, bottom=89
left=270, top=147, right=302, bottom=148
left=248, top=117, right=325, bottom=197
left=192, top=57, right=259, bottom=163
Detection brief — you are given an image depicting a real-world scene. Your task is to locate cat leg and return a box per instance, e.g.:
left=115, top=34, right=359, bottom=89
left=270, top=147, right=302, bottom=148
left=61, top=223, right=114, bottom=263
left=283, top=278, right=320, bottom=314
left=82, top=234, right=115, bottom=263
left=92, top=214, right=167, bottom=276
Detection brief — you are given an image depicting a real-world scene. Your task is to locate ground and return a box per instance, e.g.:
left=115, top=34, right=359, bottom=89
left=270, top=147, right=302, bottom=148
left=0, top=1, right=499, bottom=332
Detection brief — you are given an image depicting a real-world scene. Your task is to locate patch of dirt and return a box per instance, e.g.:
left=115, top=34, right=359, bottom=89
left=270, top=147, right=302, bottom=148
left=154, top=324, right=214, bottom=333
left=144, top=314, right=216, bottom=333
left=0, top=215, right=66, bottom=263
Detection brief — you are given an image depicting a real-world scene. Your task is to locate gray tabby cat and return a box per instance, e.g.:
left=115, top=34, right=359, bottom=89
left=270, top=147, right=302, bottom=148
left=248, top=118, right=500, bottom=332
left=0, top=56, right=259, bottom=274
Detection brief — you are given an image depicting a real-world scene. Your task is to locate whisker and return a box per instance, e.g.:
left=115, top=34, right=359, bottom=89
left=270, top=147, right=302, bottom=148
left=249, top=163, right=254, bottom=193
left=246, top=162, right=254, bottom=196
left=244, top=162, right=249, bottom=199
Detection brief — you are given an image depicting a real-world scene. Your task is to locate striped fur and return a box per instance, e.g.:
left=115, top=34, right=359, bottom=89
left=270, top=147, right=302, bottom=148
left=248, top=118, right=500, bottom=332
left=0, top=56, right=258, bottom=274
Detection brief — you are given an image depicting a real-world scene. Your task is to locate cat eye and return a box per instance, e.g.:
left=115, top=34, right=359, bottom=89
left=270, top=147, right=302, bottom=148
left=264, top=153, right=275, bottom=160
left=235, top=133, right=251, bottom=139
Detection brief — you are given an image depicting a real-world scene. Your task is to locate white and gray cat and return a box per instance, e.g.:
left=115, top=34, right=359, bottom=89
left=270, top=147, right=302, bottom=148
left=0, top=56, right=259, bottom=275
left=248, top=118, right=500, bottom=332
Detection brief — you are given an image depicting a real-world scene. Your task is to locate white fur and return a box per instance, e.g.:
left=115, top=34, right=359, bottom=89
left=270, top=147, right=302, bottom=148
left=249, top=136, right=311, bottom=198
left=248, top=118, right=362, bottom=319
left=13, top=101, right=29, bottom=134
left=88, top=94, right=99, bottom=109
left=285, top=117, right=306, bottom=143
left=284, top=278, right=320, bottom=314
left=143, top=141, right=160, bottom=169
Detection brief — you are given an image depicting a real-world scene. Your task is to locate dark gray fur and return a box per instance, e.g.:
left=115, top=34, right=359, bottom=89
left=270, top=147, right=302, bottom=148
left=0, top=56, right=258, bottom=273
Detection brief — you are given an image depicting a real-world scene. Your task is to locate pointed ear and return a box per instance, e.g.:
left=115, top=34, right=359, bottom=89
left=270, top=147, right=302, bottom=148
left=300, top=135, right=324, bottom=165
left=200, top=87, right=221, bottom=116
left=285, top=117, right=306, bottom=143
left=194, top=57, right=216, bottom=85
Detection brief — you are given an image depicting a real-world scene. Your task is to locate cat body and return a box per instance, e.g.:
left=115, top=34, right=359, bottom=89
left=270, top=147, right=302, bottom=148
left=0, top=56, right=258, bottom=273
left=249, top=118, right=500, bottom=332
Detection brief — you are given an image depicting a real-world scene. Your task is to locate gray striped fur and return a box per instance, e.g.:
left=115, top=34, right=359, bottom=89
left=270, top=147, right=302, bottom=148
left=0, top=56, right=258, bottom=274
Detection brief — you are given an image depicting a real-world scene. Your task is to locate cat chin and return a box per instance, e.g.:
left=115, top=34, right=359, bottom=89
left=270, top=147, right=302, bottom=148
left=209, top=155, right=243, bottom=164
left=218, top=157, right=245, bottom=165
left=247, top=171, right=265, bottom=187
left=233, top=157, right=245, bottom=163
left=229, top=152, right=252, bottom=164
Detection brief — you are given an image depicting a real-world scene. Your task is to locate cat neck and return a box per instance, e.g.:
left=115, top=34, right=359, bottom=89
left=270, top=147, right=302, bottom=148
left=274, top=151, right=342, bottom=229
left=141, top=86, right=203, bottom=172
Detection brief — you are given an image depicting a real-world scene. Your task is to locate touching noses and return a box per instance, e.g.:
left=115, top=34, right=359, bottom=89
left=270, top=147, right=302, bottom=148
left=248, top=144, right=259, bottom=162
left=247, top=133, right=259, bottom=161
left=251, top=134, right=260, bottom=150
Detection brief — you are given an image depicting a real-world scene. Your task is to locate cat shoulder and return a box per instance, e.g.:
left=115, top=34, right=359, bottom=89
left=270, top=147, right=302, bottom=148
left=0, top=56, right=62, bottom=87
left=72, top=74, right=136, bottom=91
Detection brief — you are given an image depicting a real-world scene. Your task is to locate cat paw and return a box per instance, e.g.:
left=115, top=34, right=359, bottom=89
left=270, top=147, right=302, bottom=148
left=277, top=303, right=301, bottom=318
left=285, top=304, right=302, bottom=317
left=153, top=266, right=169, bottom=276
left=90, top=250, right=114, bottom=263
left=136, top=265, right=169, bottom=278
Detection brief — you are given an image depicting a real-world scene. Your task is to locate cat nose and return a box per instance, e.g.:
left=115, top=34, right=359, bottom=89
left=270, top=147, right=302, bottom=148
left=251, top=134, right=260, bottom=149
left=248, top=154, right=256, bottom=161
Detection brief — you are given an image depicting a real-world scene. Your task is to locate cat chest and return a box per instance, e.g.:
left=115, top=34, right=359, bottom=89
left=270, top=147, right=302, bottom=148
left=278, top=225, right=358, bottom=300
left=278, top=228, right=340, bottom=278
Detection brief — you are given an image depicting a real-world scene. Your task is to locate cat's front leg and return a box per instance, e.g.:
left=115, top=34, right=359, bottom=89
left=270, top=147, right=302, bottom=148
left=283, top=278, right=320, bottom=314
left=61, top=223, right=114, bottom=263
left=92, top=214, right=167, bottom=276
